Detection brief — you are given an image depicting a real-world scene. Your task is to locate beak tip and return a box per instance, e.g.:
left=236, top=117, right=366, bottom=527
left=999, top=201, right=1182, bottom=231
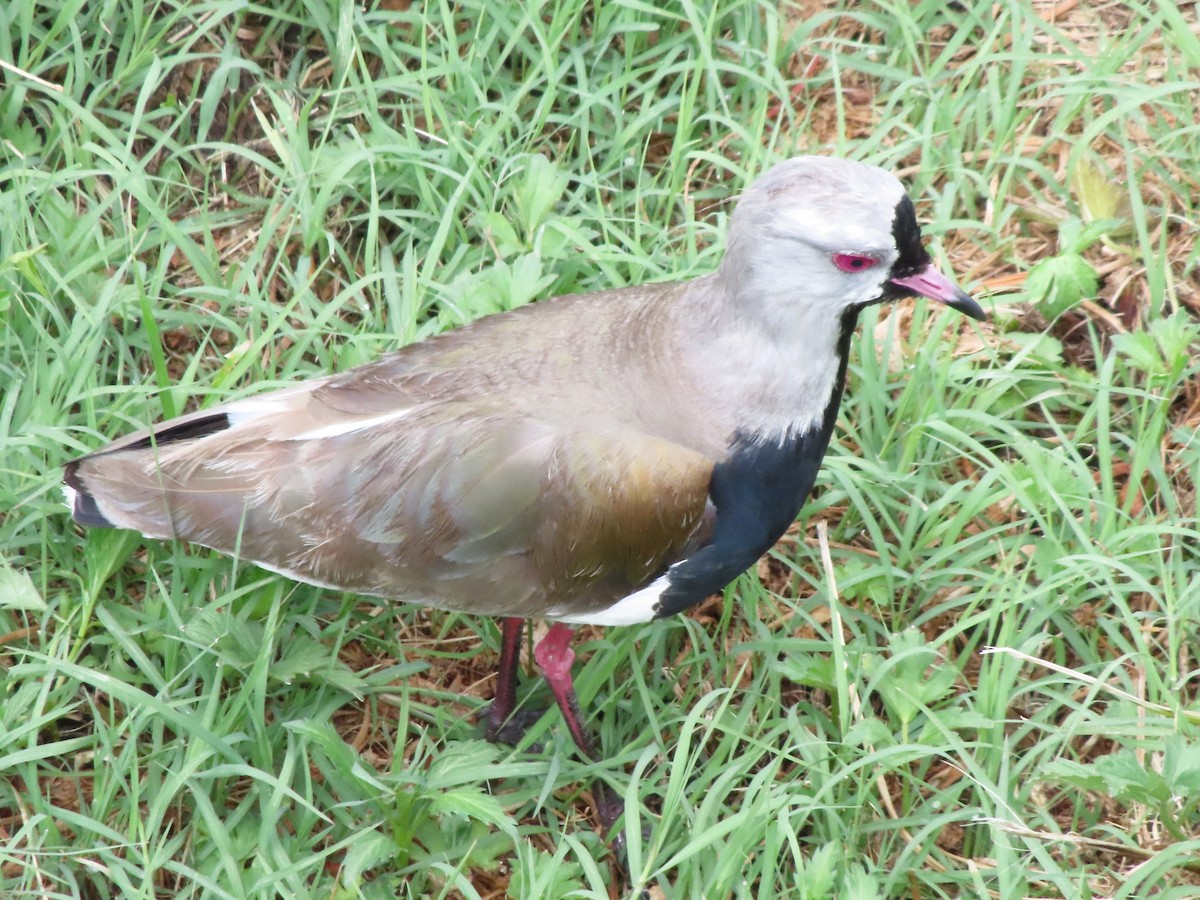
left=948, top=289, right=987, bottom=321
left=889, top=266, right=986, bottom=321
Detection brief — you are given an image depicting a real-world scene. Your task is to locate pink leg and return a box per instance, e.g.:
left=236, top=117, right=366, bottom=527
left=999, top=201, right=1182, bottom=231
left=533, top=623, right=625, bottom=843
left=486, top=617, right=525, bottom=741
left=533, top=622, right=600, bottom=759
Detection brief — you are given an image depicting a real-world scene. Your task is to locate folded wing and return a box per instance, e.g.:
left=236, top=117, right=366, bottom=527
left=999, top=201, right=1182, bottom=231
left=65, top=388, right=715, bottom=618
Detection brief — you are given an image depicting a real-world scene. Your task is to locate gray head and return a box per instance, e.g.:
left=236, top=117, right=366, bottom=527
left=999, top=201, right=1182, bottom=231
left=720, top=156, right=983, bottom=326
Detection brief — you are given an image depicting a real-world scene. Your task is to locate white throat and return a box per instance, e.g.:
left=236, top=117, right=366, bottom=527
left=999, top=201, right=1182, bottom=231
left=682, top=283, right=853, bottom=439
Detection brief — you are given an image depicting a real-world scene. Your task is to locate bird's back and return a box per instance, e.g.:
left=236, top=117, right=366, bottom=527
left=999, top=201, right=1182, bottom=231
left=65, top=278, right=723, bottom=619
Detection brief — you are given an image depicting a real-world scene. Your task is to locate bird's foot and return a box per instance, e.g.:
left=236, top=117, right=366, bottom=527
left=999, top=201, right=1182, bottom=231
left=484, top=704, right=546, bottom=753
left=593, top=783, right=653, bottom=899
left=486, top=704, right=650, bottom=895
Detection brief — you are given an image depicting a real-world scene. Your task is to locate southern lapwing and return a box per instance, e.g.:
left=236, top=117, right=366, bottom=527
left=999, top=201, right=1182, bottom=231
left=64, top=155, right=984, bottom=847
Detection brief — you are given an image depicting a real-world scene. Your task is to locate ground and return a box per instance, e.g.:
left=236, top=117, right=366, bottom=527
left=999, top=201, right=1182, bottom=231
left=1, top=1, right=1199, bottom=898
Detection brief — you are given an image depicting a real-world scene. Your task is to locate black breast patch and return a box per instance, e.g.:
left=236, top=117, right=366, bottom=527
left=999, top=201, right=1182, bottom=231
left=650, top=308, right=858, bottom=618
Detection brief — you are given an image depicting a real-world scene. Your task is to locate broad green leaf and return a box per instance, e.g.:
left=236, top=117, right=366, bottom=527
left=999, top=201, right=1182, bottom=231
left=337, top=830, right=398, bottom=892
left=1112, top=331, right=1167, bottom=377
left=1025, top=253, right=1098, bottom=317
left=1161, top=734, right=1200, bottom=796
left=474, top=210, right=523, bottom=258
left=514, top=155, right=569, bottom=240
left=429, top=786, right=518, bottom=838
left=0, top=561, right=45, bottom=611
left=1071, top=157, right=1130, bottom=232
left=1041, top=758, right=1111, bottom=794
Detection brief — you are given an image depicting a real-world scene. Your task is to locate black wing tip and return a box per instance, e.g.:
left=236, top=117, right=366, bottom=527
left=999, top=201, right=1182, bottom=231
left=125, top=412, right=232, bottom=452
left=60, top=411, right=233, bottom=529
left=70, top=490, right=116, bottom=528
left=63, top=460, right=115, bottom=528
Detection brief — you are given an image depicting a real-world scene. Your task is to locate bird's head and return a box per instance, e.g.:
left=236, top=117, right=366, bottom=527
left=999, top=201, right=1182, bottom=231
left=720, top=156, right=985, bottom=325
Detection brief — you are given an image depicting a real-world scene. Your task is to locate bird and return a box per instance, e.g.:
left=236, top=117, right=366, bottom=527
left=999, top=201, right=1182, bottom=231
left=63, top=155, right=985, bottom=847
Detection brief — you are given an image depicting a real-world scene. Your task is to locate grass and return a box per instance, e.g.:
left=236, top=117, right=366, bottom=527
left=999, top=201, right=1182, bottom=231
left=2, top=0, right=1199, bottom=897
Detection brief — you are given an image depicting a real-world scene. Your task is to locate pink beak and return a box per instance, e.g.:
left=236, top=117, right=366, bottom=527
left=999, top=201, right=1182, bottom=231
left=890, top=265, right=985, bottom=320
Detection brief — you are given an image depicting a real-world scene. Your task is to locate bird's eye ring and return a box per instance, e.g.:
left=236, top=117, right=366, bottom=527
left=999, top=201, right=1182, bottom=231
left=832, top=252, right=878, bottom=273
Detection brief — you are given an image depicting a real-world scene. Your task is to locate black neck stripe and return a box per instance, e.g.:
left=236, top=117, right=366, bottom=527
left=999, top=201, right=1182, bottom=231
left=650, top=307, right=861, bottom=618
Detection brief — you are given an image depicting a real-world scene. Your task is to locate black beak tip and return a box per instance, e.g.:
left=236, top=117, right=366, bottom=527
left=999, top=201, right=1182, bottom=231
left=948, top=289, right=987, bottom=321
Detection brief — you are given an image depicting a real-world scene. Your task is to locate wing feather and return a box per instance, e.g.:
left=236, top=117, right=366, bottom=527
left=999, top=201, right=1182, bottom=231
left=67, top=390, right=715, bottom=618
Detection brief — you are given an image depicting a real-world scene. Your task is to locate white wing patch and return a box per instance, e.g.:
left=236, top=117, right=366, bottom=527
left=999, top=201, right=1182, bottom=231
left=290, top=407, right=415, bottom=441
left=225, top=391, right=416, bottom=441
left=549, top=572, right=672, bottom=626
left=225, top=394, right=300, bottom=425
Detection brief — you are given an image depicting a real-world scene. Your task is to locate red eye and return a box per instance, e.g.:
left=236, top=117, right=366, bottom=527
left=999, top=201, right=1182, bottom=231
left=832, top=252, right=878, bottom=273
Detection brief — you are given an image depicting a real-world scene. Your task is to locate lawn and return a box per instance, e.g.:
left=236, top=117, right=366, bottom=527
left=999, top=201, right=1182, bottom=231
left=2, top=0, right=1199, bottom=897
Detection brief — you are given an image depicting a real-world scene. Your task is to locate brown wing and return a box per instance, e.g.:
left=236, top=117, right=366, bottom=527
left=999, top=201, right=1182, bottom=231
left=67, top=397, right=715, bottom=619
